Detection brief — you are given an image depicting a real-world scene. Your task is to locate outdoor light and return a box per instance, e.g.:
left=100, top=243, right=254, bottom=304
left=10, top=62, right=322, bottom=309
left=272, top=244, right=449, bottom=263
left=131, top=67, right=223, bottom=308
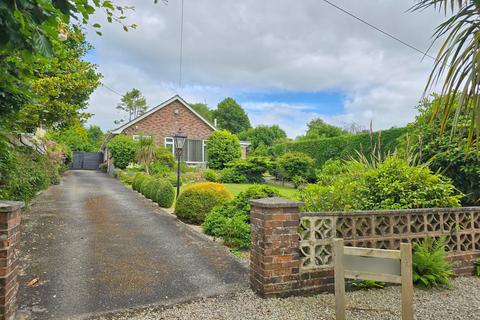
left=173, top=131, right=187, bottom=199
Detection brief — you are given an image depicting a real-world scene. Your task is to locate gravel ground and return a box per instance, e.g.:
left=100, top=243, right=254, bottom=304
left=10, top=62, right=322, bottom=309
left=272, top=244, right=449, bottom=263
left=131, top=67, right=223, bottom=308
left=90, top=277, right=480, bottom=320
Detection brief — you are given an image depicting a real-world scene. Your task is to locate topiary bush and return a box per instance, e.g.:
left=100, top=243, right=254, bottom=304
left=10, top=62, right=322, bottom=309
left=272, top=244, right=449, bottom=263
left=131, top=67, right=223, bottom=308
left=221, top=156, right=271, bottom=183
left=153, top=179, right=175, bottom=208
left=107, top=135, right=138, bottom=169
left=206, top=130, right=241, bottom=169
left=413, top=237, right=453, bottom=288
left=276, top=151, right=315, bottom=182
left=174, top=182, right=232, bottom=224
left=202, top=185, right=280, bottom=249
left=139, top=176, right=154, bottom=196
left=142, top=178, right=158, bottom=200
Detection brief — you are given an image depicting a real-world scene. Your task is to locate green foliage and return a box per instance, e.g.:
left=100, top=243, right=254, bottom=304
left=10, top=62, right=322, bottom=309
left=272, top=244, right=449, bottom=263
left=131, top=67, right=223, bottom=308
left=221, top=156, right=271, bottom=183
left=150, top=163, right=171, bottom=176
left=279, top=127, right=407, bottom=168
left=203, top=169, right=219, bottom=182
left=116, top=88, right=148, bottom=123
left=411, top=1, right=480, bottom=147
left=136, top=136, right=156, bottom=174
left=132, top=173, right=149, bottom=192
left=107, top=135, right=138, bottom=169
left=300, top=155, right=462, bottom=212
left=175, top=182, right=233, bottom=224
left=202, top=185, right=280, bottom=250
left=190, top=103, right=213, bottom=123
left=0, top=143, right=66, bottom=203
left=276, top=152, right=315, bottom=181
left=213, top=98, right=251, bottom=134
left=413, top=237, right=453, bottom=288
left=50, top=125, right=91, bottom=152
left=17, top=30, right=101, bottom=132
left=155, top=146, right=175, bottom=168
left=153, top=179, right=175, bottom=208
left=142, top=178, right=157, bottom=200
left=87, top=126, right=104, bottom=151
left=206, top=130, right=241, bottom=169
left=403, top=96, right=480, bottom=205
left=299, top=118, right=347, bottom=140
left=220, top=167, right=248, bottom=184
left=474, top=260, right=480, bottom=277
left=238, top=125, right=287, bottom=149
left=99, top=163, right=108, bottom=172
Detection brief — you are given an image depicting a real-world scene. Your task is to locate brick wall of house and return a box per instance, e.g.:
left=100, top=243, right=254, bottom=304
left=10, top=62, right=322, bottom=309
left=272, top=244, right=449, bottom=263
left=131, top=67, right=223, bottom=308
left=122, top=99, right=214, bottom=145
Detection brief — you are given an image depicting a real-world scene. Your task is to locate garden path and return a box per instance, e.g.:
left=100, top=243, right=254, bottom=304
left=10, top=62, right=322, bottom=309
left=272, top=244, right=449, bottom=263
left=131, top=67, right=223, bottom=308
left=18, top=170, right=248, bottom=319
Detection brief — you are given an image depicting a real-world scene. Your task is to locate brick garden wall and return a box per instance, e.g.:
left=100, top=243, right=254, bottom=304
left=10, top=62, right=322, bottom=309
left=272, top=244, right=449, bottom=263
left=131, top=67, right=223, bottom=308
left=250, top=198, right=480, bottom=298
left=0, top=201, right=23, bottom=320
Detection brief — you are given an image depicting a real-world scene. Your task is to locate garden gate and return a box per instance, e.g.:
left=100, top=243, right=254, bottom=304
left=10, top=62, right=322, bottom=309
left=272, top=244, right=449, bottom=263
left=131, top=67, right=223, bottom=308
left=71, top=152, right=103, bottom=170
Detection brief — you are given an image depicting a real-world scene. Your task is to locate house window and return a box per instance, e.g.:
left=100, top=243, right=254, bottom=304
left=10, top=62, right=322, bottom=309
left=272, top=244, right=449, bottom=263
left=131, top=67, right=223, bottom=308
left=165, top=137, right=207, bottom=163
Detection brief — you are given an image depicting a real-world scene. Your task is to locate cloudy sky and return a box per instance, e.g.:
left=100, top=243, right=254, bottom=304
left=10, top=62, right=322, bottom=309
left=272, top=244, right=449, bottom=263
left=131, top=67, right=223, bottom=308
left=85, top=0, right=445, bottom=138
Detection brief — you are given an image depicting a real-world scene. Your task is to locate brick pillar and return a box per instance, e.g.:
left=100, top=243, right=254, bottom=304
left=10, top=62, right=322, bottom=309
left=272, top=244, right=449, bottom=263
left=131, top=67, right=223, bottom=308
left=0, top=201, right=23, bottom=320
left=250, top=197, right=304, bottom=298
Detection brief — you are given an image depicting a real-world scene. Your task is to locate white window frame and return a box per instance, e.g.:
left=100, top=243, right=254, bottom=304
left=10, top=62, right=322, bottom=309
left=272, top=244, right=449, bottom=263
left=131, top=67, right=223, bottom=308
left=165, top=137, right=207, bottom=164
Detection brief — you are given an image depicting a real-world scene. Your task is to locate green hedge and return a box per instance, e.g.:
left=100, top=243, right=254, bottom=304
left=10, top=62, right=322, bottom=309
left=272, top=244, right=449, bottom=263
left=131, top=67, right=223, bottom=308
left=277, top=127, right=407, bottom=167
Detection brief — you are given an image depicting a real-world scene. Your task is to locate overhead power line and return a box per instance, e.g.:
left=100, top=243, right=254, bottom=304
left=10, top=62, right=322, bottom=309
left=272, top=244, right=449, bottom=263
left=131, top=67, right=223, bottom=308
left=321, top=0, right=438, bottom=62
left=179, top=0, right=185, bottom=88
left=101, top=84, right=123, bottom=96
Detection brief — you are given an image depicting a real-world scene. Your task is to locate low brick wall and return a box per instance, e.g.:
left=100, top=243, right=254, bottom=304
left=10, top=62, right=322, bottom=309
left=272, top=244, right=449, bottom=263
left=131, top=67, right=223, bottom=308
left=250, top=198, right=480, bottom=298
left=0, top=201, right=23, bottom=320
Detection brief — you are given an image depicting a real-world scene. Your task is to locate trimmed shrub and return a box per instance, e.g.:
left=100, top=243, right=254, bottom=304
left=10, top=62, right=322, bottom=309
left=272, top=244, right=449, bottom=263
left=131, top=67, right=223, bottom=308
left=132, top=173, right=149, bottom=191
left=202, top=185, right=280, bottom=249
left=413, top=237, right=453, bottom=288
left=175, top=182, right=232, bottom=224
left=276, top=151, right=315, bottom=181
left=221, top=156, right=271, bottom=183
left=154, top=179, right=175, bottom=208
left=220, top=167, right=248, bottom=183
left=203, top=169, right=219, bottom=182
left=206, top=130, right=241, bottom=169
left=139, top=176, right=154, bottom=196
left=142, top=178, right=158, bottom=200
left=278, top=127, right=407, bottom=168
left=107, top=135, right=138, bottom=169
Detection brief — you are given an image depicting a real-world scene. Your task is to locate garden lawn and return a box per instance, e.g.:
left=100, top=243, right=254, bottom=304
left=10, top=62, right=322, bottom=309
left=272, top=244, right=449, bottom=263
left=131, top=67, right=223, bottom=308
left=223, top=183, right=298, bottom=199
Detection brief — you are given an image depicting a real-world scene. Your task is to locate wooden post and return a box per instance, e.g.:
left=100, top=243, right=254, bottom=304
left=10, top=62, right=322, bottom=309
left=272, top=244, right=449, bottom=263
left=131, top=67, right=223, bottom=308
left=333, top=239, right=345, bottom=320
left=400, top=243, right=414, bottom=320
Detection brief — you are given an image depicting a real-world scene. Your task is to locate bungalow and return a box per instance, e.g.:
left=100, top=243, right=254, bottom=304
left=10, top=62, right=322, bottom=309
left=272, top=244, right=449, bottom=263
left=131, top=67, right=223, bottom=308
left=102, top=95, right=250, bottom=169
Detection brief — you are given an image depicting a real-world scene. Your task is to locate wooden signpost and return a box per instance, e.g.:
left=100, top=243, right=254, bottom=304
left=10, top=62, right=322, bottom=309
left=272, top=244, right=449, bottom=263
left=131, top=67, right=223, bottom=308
left=333, top=239, right=413, bottom=320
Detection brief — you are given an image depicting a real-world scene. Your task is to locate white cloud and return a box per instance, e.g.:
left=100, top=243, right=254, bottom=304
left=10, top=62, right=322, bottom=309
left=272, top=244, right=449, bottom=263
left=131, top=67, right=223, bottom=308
left=85, top=0, right=446, bottom=137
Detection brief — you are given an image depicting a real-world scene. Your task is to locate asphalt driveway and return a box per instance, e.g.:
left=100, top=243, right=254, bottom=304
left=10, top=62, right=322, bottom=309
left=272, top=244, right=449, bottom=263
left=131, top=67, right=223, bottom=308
left=18, top=170, right=248, bottom=319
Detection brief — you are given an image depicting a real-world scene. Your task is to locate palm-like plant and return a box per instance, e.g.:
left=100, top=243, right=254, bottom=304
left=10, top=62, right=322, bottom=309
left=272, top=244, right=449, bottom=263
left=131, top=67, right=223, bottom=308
left=411, top=0, right=480, bottom=149
left=136, top=136, right=156, bottom=175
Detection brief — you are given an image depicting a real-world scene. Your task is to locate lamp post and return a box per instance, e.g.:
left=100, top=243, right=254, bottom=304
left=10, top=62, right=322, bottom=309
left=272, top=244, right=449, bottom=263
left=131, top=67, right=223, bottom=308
left=173, top=131, right=187, bottom=199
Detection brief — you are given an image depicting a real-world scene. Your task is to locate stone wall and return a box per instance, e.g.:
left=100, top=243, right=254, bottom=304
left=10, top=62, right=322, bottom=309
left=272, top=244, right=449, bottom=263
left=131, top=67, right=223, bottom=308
left=250, top=198, right=480, bottom=298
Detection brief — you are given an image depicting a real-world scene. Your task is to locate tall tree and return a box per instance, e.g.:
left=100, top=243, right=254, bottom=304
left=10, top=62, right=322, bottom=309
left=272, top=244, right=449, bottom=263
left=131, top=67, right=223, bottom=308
left=116, top=88, right=148, bottom=123
left=411, top=1, right=480, bottom=148
left=190, top=103, right=213, bottom=123
left=213, top=98, right=251, bottom=133
left=238, top=125, right=287, bottom=149
left=300, top=118, right=347, bottom=140
left=17, top=30, right=101, bottom=132
left=0, top=1, right=138, bottom=133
